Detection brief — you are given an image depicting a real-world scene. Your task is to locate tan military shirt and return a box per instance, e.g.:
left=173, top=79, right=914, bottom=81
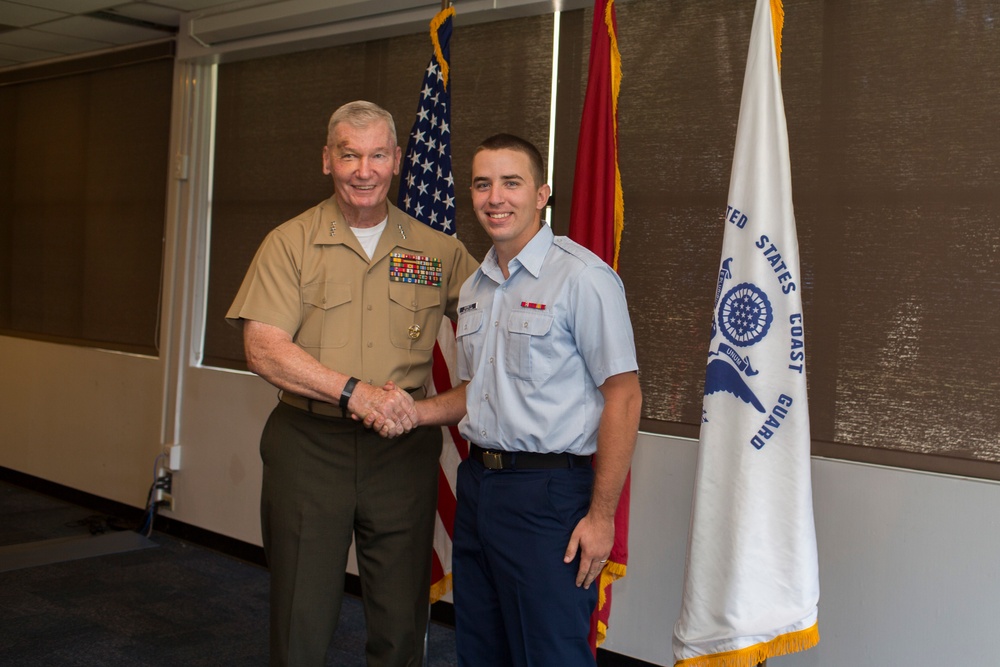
left=227, top=197, right=478, bottom=390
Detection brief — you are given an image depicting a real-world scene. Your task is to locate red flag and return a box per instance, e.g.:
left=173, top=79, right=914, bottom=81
left=567, top=0, right=628, bottom=652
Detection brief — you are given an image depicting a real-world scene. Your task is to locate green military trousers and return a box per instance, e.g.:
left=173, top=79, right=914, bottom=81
left=260, top=401, right=442, bottom=667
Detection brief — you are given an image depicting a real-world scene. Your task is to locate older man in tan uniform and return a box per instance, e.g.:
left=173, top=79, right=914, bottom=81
left=227, top=100, right=477, bottom=667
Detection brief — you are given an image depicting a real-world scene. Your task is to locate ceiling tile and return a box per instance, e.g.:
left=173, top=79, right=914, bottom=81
left=154, top=0, right=246, bottom=11
left=0, top=1, right=67, bottom=27
left=110, top=3, right=182, bottom=28
left=0, top=27, right=111, bottom=54
left=11, top=0, right=128, bottom=12
left=38, top=14, right=171, bottom=44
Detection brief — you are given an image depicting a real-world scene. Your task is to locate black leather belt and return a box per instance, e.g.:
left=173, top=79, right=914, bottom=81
left=279, top=387, right=427, bottom=419
left=469, top=444, right=592, bottom=470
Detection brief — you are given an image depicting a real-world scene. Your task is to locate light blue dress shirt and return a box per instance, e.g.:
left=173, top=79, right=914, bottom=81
left=456, top=225, right=638, bottom=456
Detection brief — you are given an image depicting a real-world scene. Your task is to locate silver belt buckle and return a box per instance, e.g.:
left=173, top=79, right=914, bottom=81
left=482, top=450, right=504, bottom=470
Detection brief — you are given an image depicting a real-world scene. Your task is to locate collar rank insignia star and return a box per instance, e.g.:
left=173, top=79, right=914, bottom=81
left=389, top=253, right=442, bottom=287
left=520, top=301, right=546, bottom=310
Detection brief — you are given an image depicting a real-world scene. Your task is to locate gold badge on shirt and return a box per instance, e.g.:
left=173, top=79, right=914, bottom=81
left=389, top=253, right=442, bottom=287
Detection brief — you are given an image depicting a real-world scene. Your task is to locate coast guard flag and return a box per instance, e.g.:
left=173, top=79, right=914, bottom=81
left=396, top=6, right=467, bottom=603
left=672, top=1, right=820, bottom=665
left=567, top=0, right=629, bottom=651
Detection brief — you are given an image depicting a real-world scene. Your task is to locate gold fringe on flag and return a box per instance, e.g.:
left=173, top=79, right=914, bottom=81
left=675, top=623, right=819, bottom=667
left=605, top=0, right=624, bottom=272
left=594, top=558, right=628, bottom=646
left=429, top=572, right=452, bottom=604
left=430, top=6, right=456, bottom=88
left=769, top=0, right=784, bottom=72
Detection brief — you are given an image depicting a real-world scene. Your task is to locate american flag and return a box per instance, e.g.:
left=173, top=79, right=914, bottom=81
left=396, top=6, right=467, bottom=604
left=398, top=9, right=455, bottom=235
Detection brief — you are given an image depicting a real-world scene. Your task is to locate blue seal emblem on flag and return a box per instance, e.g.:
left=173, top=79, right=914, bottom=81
left=704, top=267, right=768, bottom=415
left=718, top=282, right=773, bottom=347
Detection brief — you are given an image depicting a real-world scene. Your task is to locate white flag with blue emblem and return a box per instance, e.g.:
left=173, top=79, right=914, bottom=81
left=672, top=1, right=820, bottom=666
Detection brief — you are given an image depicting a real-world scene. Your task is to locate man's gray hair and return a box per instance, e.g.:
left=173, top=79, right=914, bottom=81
left=327, top=100, right=397, bottom=146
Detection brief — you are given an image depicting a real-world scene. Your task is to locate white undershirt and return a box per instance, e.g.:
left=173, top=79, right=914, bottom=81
left=350, top=217, right=387, bottom=260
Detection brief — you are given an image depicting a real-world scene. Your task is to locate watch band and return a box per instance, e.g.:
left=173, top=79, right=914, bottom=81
left=339, top=377, right=359, bottom=411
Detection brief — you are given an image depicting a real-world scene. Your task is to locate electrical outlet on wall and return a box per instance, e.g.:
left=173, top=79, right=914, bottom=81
left=154, top=469, right=174, bottom=511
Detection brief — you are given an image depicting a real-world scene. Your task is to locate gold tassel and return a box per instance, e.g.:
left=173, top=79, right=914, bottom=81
left=430, top=7, right=456, bottom=88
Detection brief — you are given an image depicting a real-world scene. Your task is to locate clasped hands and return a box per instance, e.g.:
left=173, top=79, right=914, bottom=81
left=351, top=380, right=417, bottom=438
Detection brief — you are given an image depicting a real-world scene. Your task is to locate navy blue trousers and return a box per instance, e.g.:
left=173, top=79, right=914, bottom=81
left=453, top=457, right=598, bottom=667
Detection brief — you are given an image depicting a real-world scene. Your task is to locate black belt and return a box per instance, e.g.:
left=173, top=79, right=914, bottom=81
left=469, top=444, right=592, bottom=471
left=279, top=387, right=427, bottom=420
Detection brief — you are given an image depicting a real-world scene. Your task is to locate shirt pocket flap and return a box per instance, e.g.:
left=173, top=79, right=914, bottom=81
left=457, top=309, right=485, bottom=337
left=302, top=281, right=352, bottom=310
left=507, top=310, right=554, bottom=337
left=388, top=283, right=442, bottom=312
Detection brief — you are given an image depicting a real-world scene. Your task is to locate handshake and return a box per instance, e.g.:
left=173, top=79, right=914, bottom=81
left=350, top=380, right=419, bottom=438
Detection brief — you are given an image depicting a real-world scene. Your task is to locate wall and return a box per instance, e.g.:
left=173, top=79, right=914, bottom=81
left=0, top=337, right=162, bottom=507
left=602, top=434, right=1000, bottom=666
left=2, top=349, right=999, bottom=665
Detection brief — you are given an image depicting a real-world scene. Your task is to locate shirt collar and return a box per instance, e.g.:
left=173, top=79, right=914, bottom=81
left=481, top=224, right=553, bottom=283
left=313, top=197, right=421, bottom=250
left=512, top=224, right=553, bottom=278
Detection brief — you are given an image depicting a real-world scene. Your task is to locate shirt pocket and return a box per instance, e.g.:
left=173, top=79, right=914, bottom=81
left=457, top=308, right=485, bottom=337
left=388, top=282, right=442, bottom=351
left=456, top=308, right=485, bottom=365
left=505, top=310, right=554, bottom=381
left=300, top=281, right=352, bottom=348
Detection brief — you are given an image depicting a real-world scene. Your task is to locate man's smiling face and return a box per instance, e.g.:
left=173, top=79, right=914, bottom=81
left=470, top=148, right=550, bottom=257
left=323, top=119, right=401, bottom=226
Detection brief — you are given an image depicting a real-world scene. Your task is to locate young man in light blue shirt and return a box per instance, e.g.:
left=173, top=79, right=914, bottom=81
left=413, top=133, right=642, bottom=666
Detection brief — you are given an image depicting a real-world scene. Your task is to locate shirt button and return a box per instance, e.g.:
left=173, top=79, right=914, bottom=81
left=367, top=304, right=373, bottom=311
left=367, top=341, right=373, bottom=348
left=494, top=321, right=499, bottom=327
left=481, top=430, right=487, bottom=437
left=489, top=356, right=494, bottom=364
left=484, top=393, right=489, bottom=401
